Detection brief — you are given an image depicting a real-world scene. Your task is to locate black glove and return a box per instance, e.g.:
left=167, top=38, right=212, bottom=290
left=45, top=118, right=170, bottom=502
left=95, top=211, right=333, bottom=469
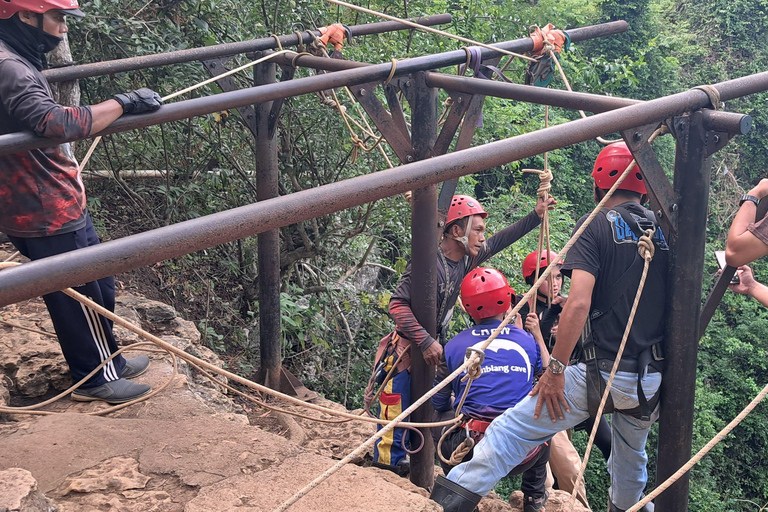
left=114, top=88, right=163, bottom=115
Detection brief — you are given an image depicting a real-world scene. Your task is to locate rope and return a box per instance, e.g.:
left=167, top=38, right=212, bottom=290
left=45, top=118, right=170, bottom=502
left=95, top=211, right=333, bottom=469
left=3, top=251, right=19, bottom=262
left=693, top=85, right=723, bottom=110
left=546, top=48, right=620, bottom=146
left=78, top=49, right=293, bottom=170
left=290, top=51, right=313, bottom=68
left=383, top=58, right=398, bottom=86
left=436, top=417, right=475, bottom=466
left=0, top=319, right=57, bottom=338
left=627, top=381, right=768, bottom=512
left=271, top=34, right=284, bottom=51
left=274, top=128, right=668, bottom=512
left=567, top=227, right=656, bottom=512
left=0, top=261, right=456, bottom=429
left=322, top=0, right=536, bottom=63
left=294, top=30, right=306, bottom=53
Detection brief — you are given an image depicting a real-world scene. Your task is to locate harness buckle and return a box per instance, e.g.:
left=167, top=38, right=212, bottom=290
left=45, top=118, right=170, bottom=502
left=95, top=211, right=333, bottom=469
left=583, top=344, right=596, bottom=362
left=652, top=342, right=665, bottom=361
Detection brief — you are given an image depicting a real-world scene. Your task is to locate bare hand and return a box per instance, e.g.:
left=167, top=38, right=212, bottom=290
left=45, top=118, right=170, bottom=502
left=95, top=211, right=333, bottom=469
left=530, top=369, right=570, bottom=421
left=525, top=312, right=543, bottom=341
left=729, top=265, right=756, bottom=295
left=535, top=196, right=557, bottom=218
left=552, top=294, right=568, bottom=306
left=421, top=341, right=443, bottom=366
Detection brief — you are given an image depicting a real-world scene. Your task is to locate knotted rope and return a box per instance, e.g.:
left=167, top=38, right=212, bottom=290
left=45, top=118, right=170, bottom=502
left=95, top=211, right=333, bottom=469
left=693, top=84, right=723, bottom=110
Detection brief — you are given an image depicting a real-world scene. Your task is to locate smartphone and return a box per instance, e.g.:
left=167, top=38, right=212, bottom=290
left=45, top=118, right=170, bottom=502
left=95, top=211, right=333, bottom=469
left=715, top=250, right=740, bottom=285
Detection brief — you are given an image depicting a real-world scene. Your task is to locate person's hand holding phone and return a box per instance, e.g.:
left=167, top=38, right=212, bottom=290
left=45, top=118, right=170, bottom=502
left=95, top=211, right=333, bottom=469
left=715, top=250, right=740, bottom=284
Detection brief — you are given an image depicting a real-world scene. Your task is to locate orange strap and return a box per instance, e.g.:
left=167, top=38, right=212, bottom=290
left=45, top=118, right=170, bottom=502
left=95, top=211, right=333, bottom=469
left=529, top=24, right=567, bottom=55
left=319, top=23, right=347, bottom=51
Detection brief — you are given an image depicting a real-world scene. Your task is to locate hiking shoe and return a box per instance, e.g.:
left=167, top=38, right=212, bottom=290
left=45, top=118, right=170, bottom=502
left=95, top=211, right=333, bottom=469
left=524, top=490, right=549, bottom=512
left=71, top=378, right=151, bottom=404
left=121, top=355, right=150, bottom=379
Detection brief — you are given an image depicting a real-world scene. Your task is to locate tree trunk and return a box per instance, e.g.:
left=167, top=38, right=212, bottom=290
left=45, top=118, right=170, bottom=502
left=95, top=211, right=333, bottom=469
left=48, top=35, right=80, bottom=107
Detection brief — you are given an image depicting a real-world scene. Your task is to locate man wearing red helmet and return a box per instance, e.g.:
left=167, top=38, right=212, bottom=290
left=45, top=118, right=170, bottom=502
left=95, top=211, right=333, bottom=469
left=0, top=0, right=163, bottom=403
left=371, top=194, right=554, bottom=472
left=441, top=142, right=669, bottom=512
left=430, top=267, right=551, bottom=512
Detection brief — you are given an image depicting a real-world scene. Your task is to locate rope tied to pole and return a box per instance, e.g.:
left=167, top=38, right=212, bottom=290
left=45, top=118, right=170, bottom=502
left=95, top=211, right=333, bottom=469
left=693, top=84, right=723, bottom=110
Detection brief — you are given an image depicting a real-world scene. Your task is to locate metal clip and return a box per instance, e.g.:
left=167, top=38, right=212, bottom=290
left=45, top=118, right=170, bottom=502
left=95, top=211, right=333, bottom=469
left=465, top=347, right=485, bottom=366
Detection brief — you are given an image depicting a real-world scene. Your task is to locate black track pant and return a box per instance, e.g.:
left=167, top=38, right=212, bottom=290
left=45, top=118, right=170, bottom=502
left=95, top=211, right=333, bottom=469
left=9, top=213, right=126, bottom=388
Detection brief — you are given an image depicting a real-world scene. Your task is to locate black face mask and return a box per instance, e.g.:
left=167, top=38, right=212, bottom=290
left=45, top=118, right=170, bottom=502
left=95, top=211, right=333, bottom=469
left=0, top=15, right=62, bottom=70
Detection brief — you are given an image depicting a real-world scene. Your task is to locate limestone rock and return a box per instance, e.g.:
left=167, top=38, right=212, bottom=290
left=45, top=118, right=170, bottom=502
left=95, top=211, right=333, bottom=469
left=53, top=457, right=149, bottom=496
left=0, top=468, right=56, bottom=512
left=0, top=318, right=70, bottom=398
left=185, top=453, right=441, bottom=512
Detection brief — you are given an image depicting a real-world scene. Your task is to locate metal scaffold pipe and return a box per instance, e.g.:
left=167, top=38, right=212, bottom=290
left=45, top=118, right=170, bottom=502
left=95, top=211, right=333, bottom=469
left=0, top=21, right=629, bottom=156
left=42, top=15, right=453, bottom=83
left=2, top=70, right=768, bottom=306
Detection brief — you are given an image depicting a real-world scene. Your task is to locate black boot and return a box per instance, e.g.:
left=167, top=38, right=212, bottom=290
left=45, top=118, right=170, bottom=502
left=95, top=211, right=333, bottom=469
left=429, top=475, right=482, bottom=512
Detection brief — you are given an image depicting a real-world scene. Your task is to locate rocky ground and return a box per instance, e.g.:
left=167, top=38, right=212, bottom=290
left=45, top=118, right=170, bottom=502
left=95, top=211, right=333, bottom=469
left=0, top=245, right=589, bottom=512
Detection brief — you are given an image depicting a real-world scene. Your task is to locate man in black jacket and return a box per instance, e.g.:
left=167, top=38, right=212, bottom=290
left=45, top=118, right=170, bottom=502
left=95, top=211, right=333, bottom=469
left=0, top=0, right=162, bottom=404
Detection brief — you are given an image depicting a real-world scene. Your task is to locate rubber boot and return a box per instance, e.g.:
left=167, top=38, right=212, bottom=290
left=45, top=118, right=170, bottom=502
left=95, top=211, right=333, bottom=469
left=429, top=474, right=482, bottom=512
left=608, top=498, right=654, bottom=512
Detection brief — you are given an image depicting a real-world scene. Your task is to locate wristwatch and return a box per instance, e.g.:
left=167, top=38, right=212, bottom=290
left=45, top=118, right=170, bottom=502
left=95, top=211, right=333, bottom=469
left=740, top=194, right=759, bottom=207
left=548, top=356, right=566, bottom=375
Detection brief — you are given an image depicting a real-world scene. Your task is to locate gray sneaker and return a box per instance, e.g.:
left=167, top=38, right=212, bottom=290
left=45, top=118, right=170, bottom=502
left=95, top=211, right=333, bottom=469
left=121, top=355, right=150, bottom=379
left=71, top=378, right=151, bottom=404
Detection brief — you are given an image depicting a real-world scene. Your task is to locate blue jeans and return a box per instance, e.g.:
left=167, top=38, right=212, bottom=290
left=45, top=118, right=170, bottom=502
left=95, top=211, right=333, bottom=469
left=447, top=363, right=661, bottom=510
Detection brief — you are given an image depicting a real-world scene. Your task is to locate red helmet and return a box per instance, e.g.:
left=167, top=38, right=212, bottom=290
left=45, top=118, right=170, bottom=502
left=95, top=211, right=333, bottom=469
left=461, top=267, right=514, bottom=321
left=522, top=250, right=562, bottom=280
left=446, top=195, right=487, bottom=226
left=0, top=0, right=84, bottom=19
left=591, top=142, right=646, bottom=195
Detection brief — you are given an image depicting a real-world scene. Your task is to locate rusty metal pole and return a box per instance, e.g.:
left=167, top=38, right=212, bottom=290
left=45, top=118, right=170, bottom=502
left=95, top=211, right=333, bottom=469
left=254, top=53, right=282, bottom=390
left=407, top=71, right=438, bottom=490
left=655, top=111, right=712, bottom=511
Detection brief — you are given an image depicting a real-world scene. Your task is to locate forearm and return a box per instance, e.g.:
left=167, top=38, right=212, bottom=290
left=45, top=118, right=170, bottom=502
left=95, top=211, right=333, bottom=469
left=747, top=281, right=768, bottom=308
left=550, top=299, right=590, bottom=363
left=533, top=330, right=550, bottom=367
left=485, top=210, right=541, bottom=256
left=88, top=100, right=125, bottom=135
left=389, top=298, right=435, bottom=350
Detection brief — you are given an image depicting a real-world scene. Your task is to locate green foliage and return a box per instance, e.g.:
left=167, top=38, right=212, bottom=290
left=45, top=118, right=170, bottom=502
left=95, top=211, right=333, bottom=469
left=65, top=0, right=768, bottom=505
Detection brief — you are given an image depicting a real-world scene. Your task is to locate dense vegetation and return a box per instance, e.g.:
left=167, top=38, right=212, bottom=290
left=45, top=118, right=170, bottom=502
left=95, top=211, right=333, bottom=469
left=64, top=0, right=768, bottom=509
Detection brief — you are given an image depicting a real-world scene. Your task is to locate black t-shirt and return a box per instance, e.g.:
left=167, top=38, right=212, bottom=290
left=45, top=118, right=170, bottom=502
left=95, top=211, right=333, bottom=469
left=561, top=201, right=670, bottom=357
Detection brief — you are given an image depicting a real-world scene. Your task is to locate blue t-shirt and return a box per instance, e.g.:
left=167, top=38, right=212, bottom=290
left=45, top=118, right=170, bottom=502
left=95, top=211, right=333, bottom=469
left=432, top=319, right=543, bottom=421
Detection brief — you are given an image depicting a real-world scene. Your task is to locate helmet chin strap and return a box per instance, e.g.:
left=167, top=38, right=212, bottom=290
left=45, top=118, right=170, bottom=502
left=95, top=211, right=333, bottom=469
left=448, top=215, right=477, bottom=256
